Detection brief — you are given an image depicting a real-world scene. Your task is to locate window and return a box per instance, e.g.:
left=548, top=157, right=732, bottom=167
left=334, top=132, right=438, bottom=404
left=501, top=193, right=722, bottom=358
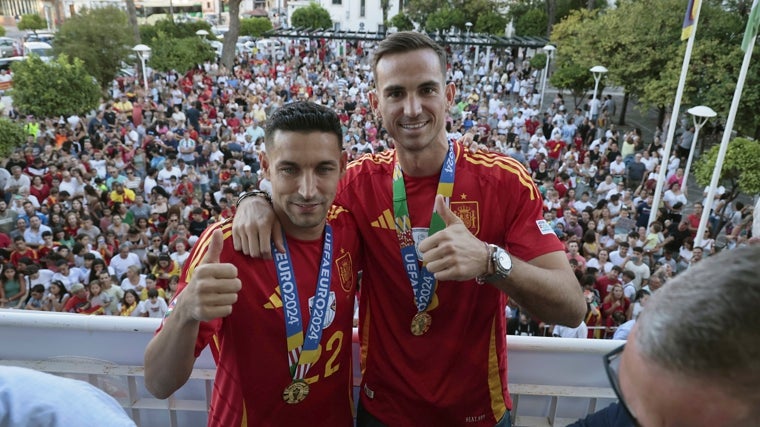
left=332, top=0, right=341, bottom=4
left=360, top=0, right=365, bottom=17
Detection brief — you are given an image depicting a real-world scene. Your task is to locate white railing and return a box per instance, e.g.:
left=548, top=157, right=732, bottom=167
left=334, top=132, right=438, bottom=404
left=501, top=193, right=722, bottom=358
left=0, top=310, right=620, bottom=427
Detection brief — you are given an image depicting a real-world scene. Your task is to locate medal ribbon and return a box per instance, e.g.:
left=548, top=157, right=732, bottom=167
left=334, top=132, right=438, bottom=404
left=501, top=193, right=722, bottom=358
left=272, top=225, right=334, bottom=382
left=392, top=143, right=455, bottom=313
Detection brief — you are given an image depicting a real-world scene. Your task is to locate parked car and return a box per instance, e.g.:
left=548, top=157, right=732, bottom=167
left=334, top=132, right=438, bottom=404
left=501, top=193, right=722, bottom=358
left=0, top=37, right=20, bottom=58
left=23, top=41, right=53, bottom=62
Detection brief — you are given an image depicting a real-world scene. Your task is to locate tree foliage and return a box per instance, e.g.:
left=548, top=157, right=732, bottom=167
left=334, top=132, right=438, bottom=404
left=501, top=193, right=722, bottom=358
left=550, top=0, right=760, bottom=135
left=148, top=35, right=215, bottom=73
left=17, top=14, right=47, bottom=33
left=425, top=7, right=465, bottom=33
left=389, top=12, right=414, bottom=31
left=515, top=8, right=547, bottom=37
left=550, top=62, right=593, bottom=108
left=53, top=6, right=134, bottom=91
left=694, top=137, right=760, bottom=205
left=291, top=2, right=333, bottom=29
left=407, top=0, right=506, bottom=32
left=9, top=55, right=100, bottom=117
left=475, top=11, right=508, bottom=35
left=0, top=118, right=25, bottom=155
left=140, top=19, right=212, bottom=43
left=0, top=26, right=6, bottom=37
left=239, top=17, right=273, bottom=37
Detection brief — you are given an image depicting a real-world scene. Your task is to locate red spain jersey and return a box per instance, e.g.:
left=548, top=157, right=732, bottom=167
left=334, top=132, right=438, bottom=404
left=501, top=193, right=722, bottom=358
left=161, top=210, right=361, bottom=427
left=336, top=142, right=564, bottom=426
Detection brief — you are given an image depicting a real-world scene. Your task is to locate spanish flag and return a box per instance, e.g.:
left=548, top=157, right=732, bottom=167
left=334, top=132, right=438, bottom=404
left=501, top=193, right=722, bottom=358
left=681, top=0, right=700, bottom=41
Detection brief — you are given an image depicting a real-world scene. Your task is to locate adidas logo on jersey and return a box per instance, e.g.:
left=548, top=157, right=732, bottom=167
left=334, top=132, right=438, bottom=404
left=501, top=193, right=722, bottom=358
left=371, top=209, right=395, bottom=230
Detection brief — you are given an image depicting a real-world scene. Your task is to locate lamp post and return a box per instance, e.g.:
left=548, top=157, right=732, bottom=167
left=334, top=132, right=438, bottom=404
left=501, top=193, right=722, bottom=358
left=195, top=29, right=209, bottom=39
left=588, top=65, right=608, bottom=120
left=465, top=21, right=472, bottom=65
left=132, top=44, right=152, bottom=93
left=539, top=44, right=556, bottom=113
left=683, top=105, right=716, bottom=195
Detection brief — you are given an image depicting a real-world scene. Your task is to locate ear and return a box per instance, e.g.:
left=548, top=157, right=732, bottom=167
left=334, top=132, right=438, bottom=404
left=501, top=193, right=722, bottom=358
left=445, top=83, right=456, bottom=109
left=339, top=150, right=348, bottom=177
left=259, top=151, right=270, bottom=180
left=368, top=90, right=379, bottom=117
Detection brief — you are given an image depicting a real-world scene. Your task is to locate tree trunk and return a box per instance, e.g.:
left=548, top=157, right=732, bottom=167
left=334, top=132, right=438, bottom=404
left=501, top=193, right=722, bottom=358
left=546, top=0, right=556, bottom=38
left=617, top=91, right=629, bottom=126
left=125, top=0, right=140, bottom=44
left=222, top=0, right=242, bottom=70
left=657, top=105, right=666, bottom=129
left=381, top=0, right=389, bottom=24
left=587, top=0, right=595, bottom=10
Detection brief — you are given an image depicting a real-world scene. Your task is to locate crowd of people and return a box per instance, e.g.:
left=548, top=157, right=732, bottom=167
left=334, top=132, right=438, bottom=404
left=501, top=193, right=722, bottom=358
left=0, top=34, right=755, bottom=337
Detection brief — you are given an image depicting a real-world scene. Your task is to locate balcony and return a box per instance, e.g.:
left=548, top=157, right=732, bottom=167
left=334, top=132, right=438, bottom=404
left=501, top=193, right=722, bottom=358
left=0, top=310, right=619, bottom=426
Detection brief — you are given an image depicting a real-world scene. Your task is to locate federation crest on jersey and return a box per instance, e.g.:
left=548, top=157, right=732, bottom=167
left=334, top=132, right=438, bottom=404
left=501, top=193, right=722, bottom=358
left=308, top=291, right=337, bottom=329
left=450, top=201, right=480, bottom=235
left=335, top=251, right=353, bottom=293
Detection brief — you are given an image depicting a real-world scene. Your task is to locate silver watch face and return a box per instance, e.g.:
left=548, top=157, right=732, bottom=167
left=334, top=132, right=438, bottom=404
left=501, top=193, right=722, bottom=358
left=496, top=250, right=512, bottom=272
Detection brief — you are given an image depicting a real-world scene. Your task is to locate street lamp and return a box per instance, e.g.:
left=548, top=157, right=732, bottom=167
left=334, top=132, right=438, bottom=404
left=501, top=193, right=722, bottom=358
left=683, top=105, right=716, bottom=195
left=464, top=22, right=473, bottom=78
left=132, top=44, right=152, bottom=93
left=196, top=29, right=209, bottom=39
left=588, top=65, right=608, bottom=120
left=539, top=44, right=556, bottom=113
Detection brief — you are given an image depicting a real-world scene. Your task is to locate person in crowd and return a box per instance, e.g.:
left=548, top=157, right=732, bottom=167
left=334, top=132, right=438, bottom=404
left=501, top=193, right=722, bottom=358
left=232, top=32, right=585, bottom=426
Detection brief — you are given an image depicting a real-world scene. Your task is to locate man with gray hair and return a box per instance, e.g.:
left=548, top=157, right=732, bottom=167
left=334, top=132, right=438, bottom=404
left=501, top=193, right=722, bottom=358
left=109, top=243, right=142, bottom=280
left=571, top=244, right=760, bottom=426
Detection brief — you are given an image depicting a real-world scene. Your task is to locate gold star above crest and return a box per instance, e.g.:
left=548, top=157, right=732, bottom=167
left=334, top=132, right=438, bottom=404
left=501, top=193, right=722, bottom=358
left=460, top=193, right=468, bottom=200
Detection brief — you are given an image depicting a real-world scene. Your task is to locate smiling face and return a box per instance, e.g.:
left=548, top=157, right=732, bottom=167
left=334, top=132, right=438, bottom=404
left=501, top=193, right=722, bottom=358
left=370, top=48, right=455, bottom=156
left=262, top=130, right=345, bottom=241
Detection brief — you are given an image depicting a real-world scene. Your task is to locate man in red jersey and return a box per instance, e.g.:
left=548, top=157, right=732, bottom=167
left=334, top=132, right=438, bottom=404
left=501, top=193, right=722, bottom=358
left=232, top=32, right=586, bottom=427
left=144, top=102, right=362, bottom=427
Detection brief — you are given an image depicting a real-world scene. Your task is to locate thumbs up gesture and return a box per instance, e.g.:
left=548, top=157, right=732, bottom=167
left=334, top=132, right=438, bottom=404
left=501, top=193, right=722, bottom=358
left=178, top=229, right=242, bottom=322
left=418, top=195, right=492, bottom=282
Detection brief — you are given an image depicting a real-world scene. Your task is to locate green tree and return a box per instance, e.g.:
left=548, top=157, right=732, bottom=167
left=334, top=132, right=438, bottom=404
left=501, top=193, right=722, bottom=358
left=140, top=19, right=212, bottom=42
left=694, top=137, right=760, bottom=231
left=407, top=0, right=505, bottom=33
left=9, top=55, right=100, bottom=117
left=17, top=14, right=47, bottom=33
left=291, top=2, right=333, bottom=29
left=425, top=7, right=465, bottom=32
left=148, top=35, right=215, bottom=73
left=239, top=17, right=273, bottom=37
left=475, top=11, right=507, bottom=35
left=0, top=118, right=25, bottom=155
left=53, top=6, right=134, bottom=91
left=0, top=27, right=6, bottom=37
left=515, top=8, right=547, bottom=37
left=550, top=0, right=760, bottom=133
left=550, top=63, right=594, bottom=108
left=389, top=12, right=414, bottom=31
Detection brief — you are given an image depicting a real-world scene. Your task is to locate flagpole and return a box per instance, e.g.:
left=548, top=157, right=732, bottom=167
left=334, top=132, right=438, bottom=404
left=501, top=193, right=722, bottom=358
left=648, top=0, right=703, bottom=227
left=695, top=0, right=759, bottom=247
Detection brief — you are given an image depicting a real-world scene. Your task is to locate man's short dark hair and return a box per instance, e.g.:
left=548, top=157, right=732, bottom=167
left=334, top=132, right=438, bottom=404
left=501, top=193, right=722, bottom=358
left=264, top=102, right=343, bottom=152
left=371, top=31, right=447, bottom=83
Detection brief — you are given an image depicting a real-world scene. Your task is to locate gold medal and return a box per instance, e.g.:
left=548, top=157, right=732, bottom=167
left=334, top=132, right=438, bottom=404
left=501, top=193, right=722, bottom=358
left=410, top=311, right=432, bottom=336
left=282, top=380, right=310, bottom=404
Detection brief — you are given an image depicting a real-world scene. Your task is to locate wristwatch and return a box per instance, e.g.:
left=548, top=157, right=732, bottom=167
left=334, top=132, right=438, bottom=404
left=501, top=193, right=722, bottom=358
left=476, top=244, right=513, bottom=284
